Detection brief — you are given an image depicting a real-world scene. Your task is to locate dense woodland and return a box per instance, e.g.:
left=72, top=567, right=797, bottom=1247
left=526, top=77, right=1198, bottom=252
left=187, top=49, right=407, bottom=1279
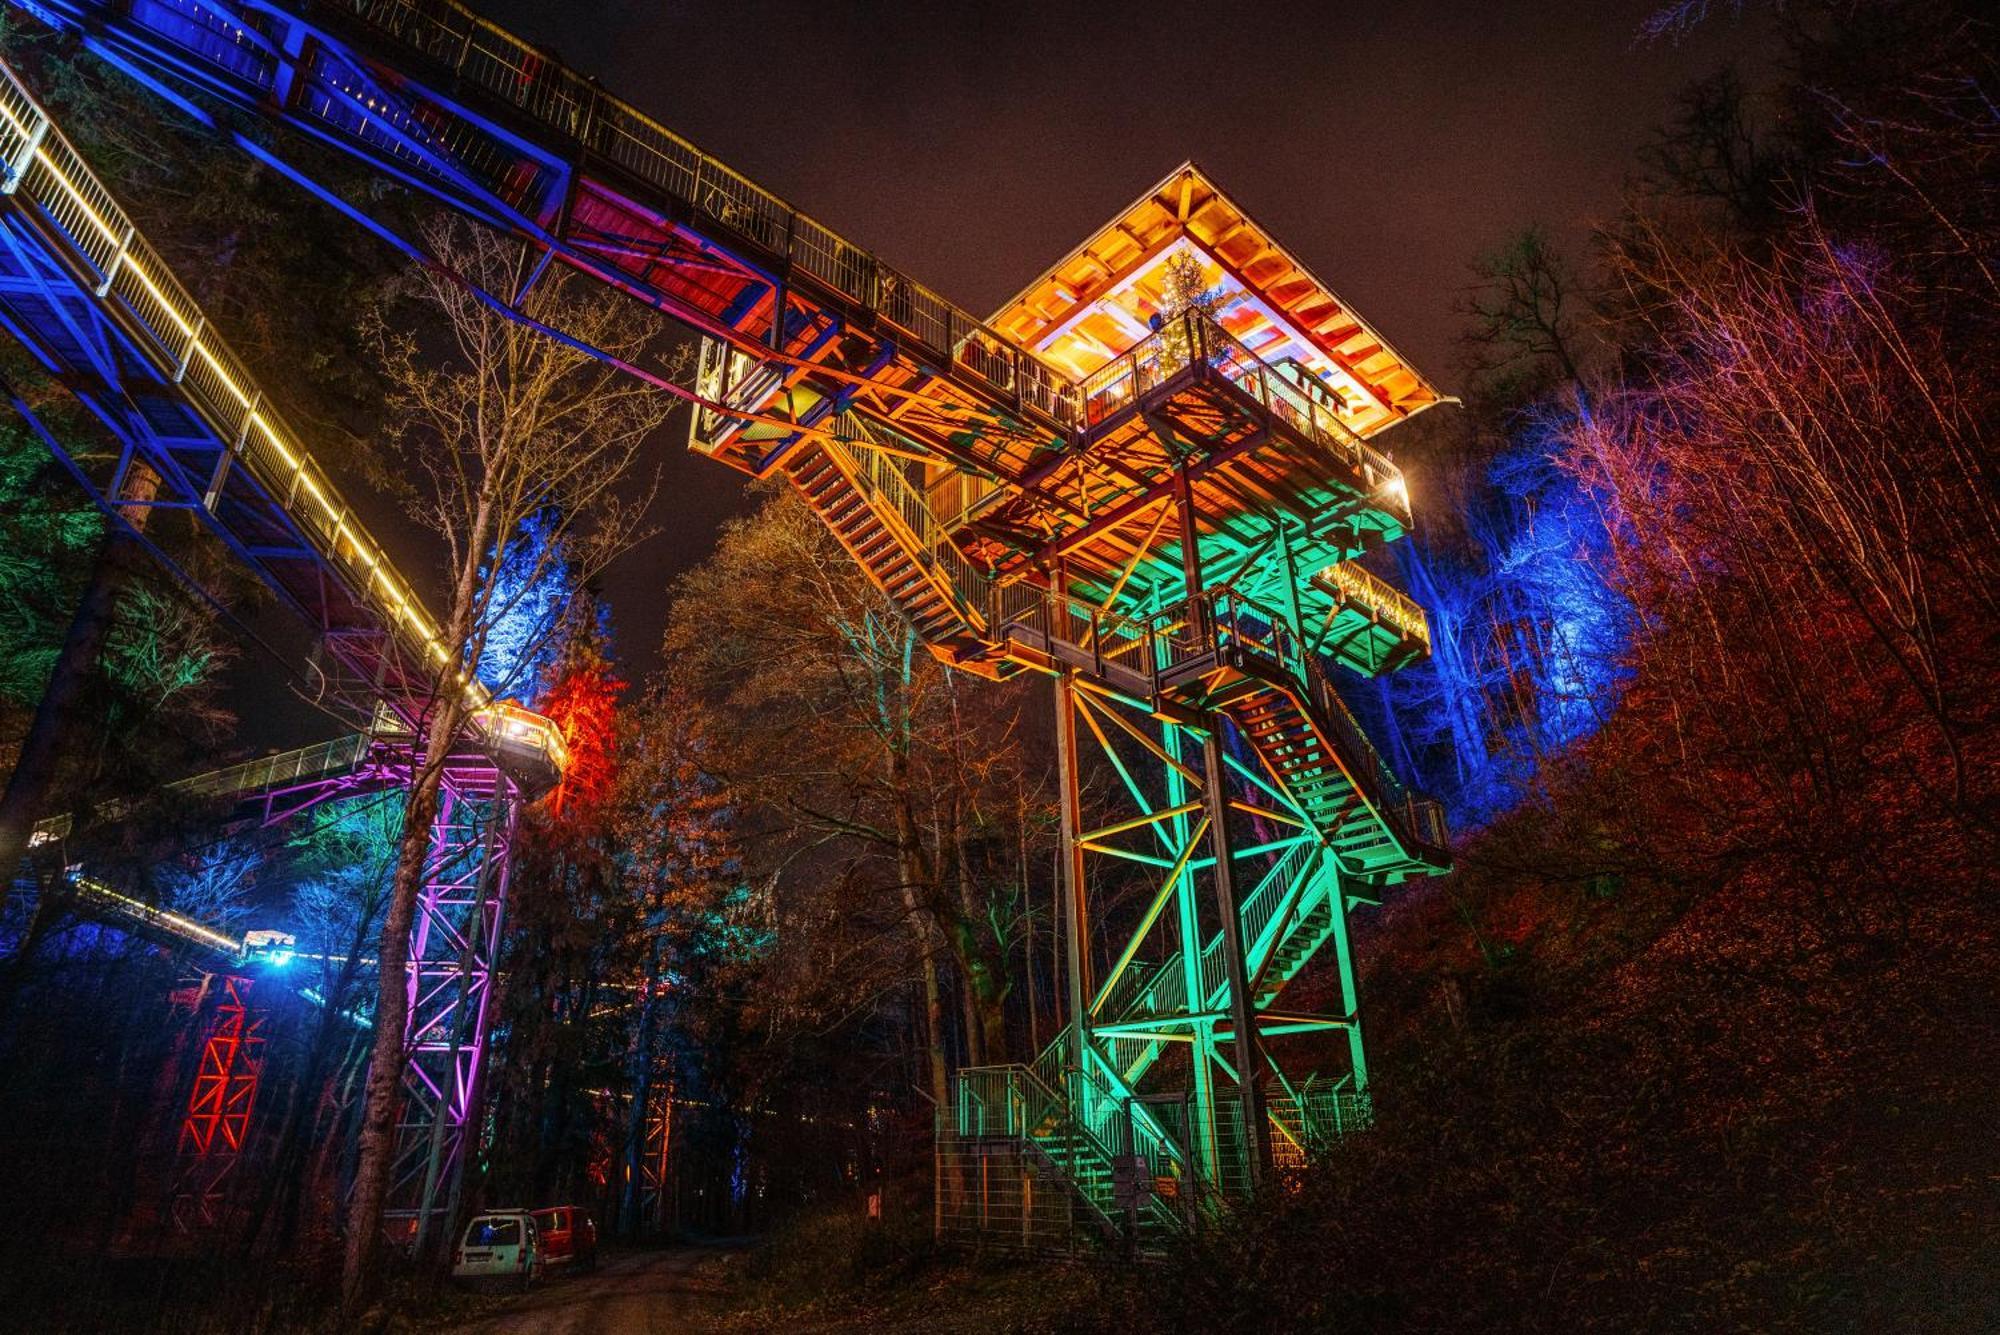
left=0, top=1, right=1993, bottom=1330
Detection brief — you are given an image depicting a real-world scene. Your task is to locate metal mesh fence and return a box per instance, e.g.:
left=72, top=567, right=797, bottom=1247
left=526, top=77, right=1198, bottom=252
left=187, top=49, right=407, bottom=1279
left=934, top=1124, right=1102, bottom=1257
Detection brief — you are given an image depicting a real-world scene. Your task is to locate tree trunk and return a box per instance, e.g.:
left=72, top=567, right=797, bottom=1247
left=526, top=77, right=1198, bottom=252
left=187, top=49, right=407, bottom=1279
left=900, top=873, right=951, bottom=1114
left=0, top=464, right=159, bottom=922
left=956, top=836, right=1010, bottom=1066
left=340, top=698, right=463, bottom=1312
left=246, top=937, right=369, bottom=1256
left=620, top=933, right=664, bottom=1236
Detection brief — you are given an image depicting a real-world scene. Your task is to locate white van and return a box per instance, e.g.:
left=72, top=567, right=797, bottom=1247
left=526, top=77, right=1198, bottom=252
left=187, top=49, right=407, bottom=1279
left=453, top=1210, right=544, bottom=1290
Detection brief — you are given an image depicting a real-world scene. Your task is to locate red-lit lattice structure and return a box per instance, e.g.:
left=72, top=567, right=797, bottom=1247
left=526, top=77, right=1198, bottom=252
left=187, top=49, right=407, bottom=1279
left=4, top=0, right=1454, bottom=1257
left=169, top=975, right=266, bottom=1229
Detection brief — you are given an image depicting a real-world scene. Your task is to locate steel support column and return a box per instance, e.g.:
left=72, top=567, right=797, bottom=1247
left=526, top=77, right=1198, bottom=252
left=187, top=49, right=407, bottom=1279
left=1053, top=669, right=1091, bottom=1089
left=387, top=777, right=519, bottom=1242
left=1201, top=723, right=1271, bottom=1188
left=1322, top=851, right=1371, bottom=1096
left=170, top=973, right=264, bottom=1230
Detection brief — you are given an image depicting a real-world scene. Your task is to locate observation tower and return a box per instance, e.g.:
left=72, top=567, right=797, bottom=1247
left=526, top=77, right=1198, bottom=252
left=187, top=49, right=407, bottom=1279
left=2, top=0, right=1451, bottom=1255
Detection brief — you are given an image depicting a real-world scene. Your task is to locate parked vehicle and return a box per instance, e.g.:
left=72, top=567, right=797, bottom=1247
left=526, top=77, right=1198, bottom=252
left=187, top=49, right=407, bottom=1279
left=532, top=1205, right=599, bottom=1271
left=453, top=1210, right=543, bottom=1291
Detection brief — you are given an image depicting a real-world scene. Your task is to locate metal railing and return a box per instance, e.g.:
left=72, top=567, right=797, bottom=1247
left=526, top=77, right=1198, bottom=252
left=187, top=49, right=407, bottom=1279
left=1230, top=838, right=1326, bottom=990
left=472, top=701, right=570, bottom=776
left=955, top=1055, right=1187, bottom=1175
left=987, top=580, right=1165, bottom=684
left=1076, top=312, right=1410, bottom=523
left=985, top=579, right=1444, bottom=857
left=30, top=733, right=376, bottom=845
left=1318, top=560, right=1432, bottom=649
left=820, top=415, right=989, bottom=627
left=69, top=876, right=244, bottom=958
left=1267, top=1086, right=1373, bottom=1157
left=1206, top=591, right=1447, bottom=853
left=925, top=468, right=1005, bottom=533
left=174, top=733, right=375, bottom=802
left=336, top=0, right=1078, bottom=423
left=199, top=4, right=1415, bottom=471
left=0, top=58, right=478, bottom=708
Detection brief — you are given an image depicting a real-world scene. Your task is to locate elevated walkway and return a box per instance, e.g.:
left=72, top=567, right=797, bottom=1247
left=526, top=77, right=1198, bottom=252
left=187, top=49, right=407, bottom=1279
left=0, top=58, right=565, bottom=1244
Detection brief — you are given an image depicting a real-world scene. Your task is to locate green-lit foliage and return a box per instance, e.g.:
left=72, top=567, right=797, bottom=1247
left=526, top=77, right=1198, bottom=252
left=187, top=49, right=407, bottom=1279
left=0, top=420, right=100, bottom=716
left=287, top=794, right=403, bottom=969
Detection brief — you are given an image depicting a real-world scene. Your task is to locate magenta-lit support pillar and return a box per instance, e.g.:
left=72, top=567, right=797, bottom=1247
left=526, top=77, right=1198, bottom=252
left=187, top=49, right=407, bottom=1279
left=386, top=768, right=522, bottom=1253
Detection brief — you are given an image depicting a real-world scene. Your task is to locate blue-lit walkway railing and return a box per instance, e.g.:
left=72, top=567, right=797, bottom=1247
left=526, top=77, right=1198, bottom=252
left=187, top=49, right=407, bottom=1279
left=0, top=56, right=483, bottom=714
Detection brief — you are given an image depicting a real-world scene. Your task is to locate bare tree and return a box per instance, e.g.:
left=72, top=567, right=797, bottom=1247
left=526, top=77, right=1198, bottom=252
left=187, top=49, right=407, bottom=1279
left=1459, top=227, right=1589, bottom=401
left=342, top=217, right=675, bottom=1309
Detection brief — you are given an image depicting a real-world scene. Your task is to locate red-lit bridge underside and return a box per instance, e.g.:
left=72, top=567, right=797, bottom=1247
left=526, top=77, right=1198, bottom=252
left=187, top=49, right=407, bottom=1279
left=24, top=0, right=1425, bottom=617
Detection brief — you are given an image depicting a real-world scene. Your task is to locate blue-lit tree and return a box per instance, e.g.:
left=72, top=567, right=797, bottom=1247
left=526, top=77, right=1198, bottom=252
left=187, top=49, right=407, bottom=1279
left=473, top=508, right=574, bottom=706
left=1376, top=412, right=1632, bottom=831
left=1356, top=224, right=1637, bottom=833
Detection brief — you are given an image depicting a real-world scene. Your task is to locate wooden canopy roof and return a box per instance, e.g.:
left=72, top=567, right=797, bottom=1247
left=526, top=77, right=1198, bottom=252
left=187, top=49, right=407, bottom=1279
left=989, top=163, right=1439, bottom=439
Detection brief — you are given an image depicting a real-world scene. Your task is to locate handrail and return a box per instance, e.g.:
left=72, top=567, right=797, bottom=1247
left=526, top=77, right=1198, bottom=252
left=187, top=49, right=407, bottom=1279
left=1093, top=839, right=1317, bottom=1024
left=821, top=414, right=989, bottom=627
left=987, top=577, right=1443, bottom=856
left=957, top=1049, right=1187, bottom=1178
left=69, top=875, right=244, bottom=958
left=1318, top=560, right=1432, bottom=649
left=1229, top=839, right=1323, bottom=991
left=0, top=59, right=482, bottom=709
left=42, top=2, right=1417, bottom=475
left=172, top=733, right=375, bottom=802
left=30, top=733, right=376, bottom=845
left=336, top=0, right=1079, bottom=424
left=1203, top=590, right=1445, bottom=853
left=1075, top=312, right=1410, bottom=523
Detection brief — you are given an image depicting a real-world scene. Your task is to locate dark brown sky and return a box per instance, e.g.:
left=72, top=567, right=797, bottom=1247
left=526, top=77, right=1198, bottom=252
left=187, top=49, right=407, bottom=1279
left=463, top=1, right=1776, bottom=675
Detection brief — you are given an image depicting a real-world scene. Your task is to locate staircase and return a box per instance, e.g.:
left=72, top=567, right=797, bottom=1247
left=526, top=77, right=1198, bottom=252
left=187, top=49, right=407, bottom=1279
left=756, top=401, right=1441, bottom=1229
left=948, top=1055, right=1192, bottom=1255
left=1232, top=679, right=1432, bottom=880
left=779, top=418, right=1001, bottom=673
left=1079, top=841, right=1347, bottom=1093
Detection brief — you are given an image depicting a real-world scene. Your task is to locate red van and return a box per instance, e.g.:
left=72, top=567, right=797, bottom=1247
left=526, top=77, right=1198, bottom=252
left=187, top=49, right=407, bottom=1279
left=531, top=1206, right=598, bottom=1271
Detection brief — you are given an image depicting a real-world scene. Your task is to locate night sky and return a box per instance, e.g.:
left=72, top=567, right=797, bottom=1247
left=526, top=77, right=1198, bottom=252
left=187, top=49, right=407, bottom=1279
left=239, top=2, right=1780, bottom=742
left=472, top=0, right=1776, bottom=679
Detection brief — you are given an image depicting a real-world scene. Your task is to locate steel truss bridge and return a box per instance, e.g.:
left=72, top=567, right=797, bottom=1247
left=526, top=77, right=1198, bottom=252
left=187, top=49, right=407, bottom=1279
left=0, top=54, right=565, bottom=1249
left=1, top=0, right=1453, bottom=1257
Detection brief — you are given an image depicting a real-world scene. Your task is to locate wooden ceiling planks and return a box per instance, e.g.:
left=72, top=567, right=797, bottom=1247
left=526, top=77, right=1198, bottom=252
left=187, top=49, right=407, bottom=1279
left=990, top=163, right=1439, bottom=435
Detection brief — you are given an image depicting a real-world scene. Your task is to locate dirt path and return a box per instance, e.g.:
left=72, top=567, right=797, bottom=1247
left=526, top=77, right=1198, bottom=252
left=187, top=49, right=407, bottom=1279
left=438, top=1242, right=739, bottom=1334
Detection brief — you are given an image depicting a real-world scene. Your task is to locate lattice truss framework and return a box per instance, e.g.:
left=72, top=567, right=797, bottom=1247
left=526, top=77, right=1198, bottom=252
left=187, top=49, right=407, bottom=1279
left=0, top=54, right=558, bottom=1245
left=388, top=780, right=516, bottom=1244
left=171, top=974, right=267, bottom=1231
